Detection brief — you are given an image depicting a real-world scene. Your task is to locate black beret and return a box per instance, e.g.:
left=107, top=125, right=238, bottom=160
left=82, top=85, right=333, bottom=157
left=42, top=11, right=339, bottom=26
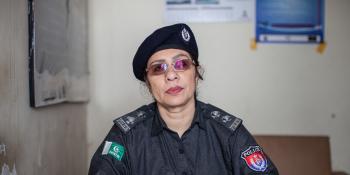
left=132, top=23, right=198, bottom=81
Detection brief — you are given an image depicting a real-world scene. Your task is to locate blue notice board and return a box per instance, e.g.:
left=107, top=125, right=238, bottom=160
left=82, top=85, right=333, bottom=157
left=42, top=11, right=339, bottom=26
left=256, top=0, right=324, bottom=43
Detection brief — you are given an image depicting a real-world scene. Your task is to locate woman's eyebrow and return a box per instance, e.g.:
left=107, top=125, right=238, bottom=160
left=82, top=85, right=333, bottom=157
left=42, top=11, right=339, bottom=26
left=149, top=59, right=165, bottom=65
left=172, top=53, right=190, bottom=60
left=149, top=53, right=189, bottom=65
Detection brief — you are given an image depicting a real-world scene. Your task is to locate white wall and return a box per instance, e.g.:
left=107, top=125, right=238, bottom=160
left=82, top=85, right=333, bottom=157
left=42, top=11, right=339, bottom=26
left=0, top=0, right=87, bottom=174
left=88, top=0, right=350, bottom=173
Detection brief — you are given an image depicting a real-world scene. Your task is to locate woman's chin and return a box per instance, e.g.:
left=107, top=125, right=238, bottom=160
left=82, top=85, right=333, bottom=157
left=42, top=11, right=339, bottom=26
left=160, top=96, right=194, bottom=108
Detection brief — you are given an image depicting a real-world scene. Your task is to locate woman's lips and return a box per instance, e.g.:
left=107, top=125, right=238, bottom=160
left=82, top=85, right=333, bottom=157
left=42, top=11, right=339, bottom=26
left=166, top=86, right=184, bottom=95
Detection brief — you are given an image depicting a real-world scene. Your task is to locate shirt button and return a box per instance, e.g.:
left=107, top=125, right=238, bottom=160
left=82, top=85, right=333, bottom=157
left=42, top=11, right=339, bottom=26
left=179, top=148, right=184, bottom=154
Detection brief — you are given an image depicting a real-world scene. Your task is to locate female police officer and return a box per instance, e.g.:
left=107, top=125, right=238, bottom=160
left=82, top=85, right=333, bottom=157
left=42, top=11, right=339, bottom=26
left=89, top=23, right=279, bottom=175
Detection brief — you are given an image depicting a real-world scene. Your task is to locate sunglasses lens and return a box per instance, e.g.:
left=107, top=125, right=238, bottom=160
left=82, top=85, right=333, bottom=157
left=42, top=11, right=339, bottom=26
left=147, top=59, right=192, bottom=76
left=174, top=59, right=192, bottom=71
left=149, top=63, right=167, bottom=75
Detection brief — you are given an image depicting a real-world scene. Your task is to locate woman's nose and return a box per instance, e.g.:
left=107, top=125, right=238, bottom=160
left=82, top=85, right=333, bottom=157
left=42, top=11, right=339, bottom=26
left=165, top=65, right=179, bottom=81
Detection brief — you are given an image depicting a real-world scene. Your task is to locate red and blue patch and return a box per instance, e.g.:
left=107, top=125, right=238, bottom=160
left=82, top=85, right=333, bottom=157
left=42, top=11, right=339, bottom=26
left=241, top=146, right=268, bottom=172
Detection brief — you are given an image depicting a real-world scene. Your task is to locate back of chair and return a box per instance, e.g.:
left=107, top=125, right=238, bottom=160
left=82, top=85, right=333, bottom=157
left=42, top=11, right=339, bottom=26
left=254, top=135, right=332, bottom=175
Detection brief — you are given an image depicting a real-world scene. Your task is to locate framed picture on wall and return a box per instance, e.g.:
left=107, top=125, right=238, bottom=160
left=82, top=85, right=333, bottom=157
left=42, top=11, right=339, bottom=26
left=256, top=0, right=325, bottom=43
left=28, top=0, right=89, bottom=108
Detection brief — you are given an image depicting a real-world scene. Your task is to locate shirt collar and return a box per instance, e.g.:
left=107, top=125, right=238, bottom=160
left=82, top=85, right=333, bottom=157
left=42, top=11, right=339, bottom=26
left=195, top=106, right=207, bottom=131
left=150, top=106, right=168, bottom=136
left=150, top=100, right=207, bottom=137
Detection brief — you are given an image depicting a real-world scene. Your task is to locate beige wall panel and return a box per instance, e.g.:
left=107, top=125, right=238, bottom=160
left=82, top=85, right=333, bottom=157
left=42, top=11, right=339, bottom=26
left=1, top=0, right=88, bottom=174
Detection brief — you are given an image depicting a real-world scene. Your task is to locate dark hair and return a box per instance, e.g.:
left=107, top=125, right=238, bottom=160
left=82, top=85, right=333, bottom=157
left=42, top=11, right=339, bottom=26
left=193, top=61, right=203, bottom=81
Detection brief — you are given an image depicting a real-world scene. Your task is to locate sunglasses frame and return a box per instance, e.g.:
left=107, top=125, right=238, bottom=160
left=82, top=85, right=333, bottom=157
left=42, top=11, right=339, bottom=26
left=146, top=58, right=194, bottom=76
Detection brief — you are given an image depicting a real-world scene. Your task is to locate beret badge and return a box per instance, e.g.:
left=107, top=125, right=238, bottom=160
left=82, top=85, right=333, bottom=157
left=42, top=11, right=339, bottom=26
left=181, top=28, right=191, bottom=42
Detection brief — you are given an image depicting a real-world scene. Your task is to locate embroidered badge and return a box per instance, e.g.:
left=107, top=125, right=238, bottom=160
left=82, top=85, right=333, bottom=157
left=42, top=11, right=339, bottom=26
left=115, top=110, right=148, bottom=133
left=241, top=146, right=268, bottom=172
left=115, top=118, right=131, bottom=132
left=221, top=115, right=232, bottom=123
left=125, top=116, right=136, bottom=125
left=181, top=28, right=190, bottom=42
left=210, top=111, right=221, bottom=119
left=102, top=141, right=125, bottom=161
left=229, top=118, right=242, bottom=130
left=136, top=110, right=146, bottom=118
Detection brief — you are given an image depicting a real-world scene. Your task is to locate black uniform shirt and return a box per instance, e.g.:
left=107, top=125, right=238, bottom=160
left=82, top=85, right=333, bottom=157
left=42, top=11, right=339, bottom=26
left=89, top=101, right=279, bottom=175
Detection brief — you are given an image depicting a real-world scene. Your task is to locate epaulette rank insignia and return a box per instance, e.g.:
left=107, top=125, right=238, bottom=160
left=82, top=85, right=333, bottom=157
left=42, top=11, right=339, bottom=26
left=208, top=109, right=242, bottom=132
left=114, top=105, right=150, bottom=133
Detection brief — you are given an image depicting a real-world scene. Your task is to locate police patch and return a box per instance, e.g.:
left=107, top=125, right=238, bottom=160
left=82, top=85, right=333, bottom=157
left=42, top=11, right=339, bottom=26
left=241, top=146, right=268, bottom=172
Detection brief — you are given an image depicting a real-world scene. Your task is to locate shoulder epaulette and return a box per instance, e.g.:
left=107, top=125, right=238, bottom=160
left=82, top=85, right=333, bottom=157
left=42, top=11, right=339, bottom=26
left=199, top=101, right=242, bottom=132
left=113, top=104, right=154, bottom=133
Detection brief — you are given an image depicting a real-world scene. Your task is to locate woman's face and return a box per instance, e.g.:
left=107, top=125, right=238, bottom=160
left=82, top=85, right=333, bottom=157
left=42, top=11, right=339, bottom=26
left=146, top=49, right=197, bottom=109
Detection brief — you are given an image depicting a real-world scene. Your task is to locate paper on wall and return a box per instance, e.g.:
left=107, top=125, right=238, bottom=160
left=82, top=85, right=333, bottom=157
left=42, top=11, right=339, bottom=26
left=164, top=0, right=254, bottom=23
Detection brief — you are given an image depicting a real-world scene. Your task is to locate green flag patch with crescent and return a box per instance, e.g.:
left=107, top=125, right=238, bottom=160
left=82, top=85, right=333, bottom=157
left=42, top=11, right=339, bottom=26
left=102, top=141, right=125, bottom=161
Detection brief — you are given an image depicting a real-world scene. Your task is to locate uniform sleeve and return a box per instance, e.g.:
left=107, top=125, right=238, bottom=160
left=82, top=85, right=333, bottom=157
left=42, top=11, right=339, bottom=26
left=229, top=124, right=279, bottom=175
left=89, top=125, right=130, bottom=175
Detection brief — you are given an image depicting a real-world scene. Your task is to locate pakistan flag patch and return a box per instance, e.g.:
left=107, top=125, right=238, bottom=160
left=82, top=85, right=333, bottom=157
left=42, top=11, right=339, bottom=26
left=101, top=141, right=125, bottom=161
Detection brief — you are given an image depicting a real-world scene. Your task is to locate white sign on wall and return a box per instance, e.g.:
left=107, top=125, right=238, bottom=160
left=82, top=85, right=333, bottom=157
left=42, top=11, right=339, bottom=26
left=164, top=0, right=254, bottom=23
